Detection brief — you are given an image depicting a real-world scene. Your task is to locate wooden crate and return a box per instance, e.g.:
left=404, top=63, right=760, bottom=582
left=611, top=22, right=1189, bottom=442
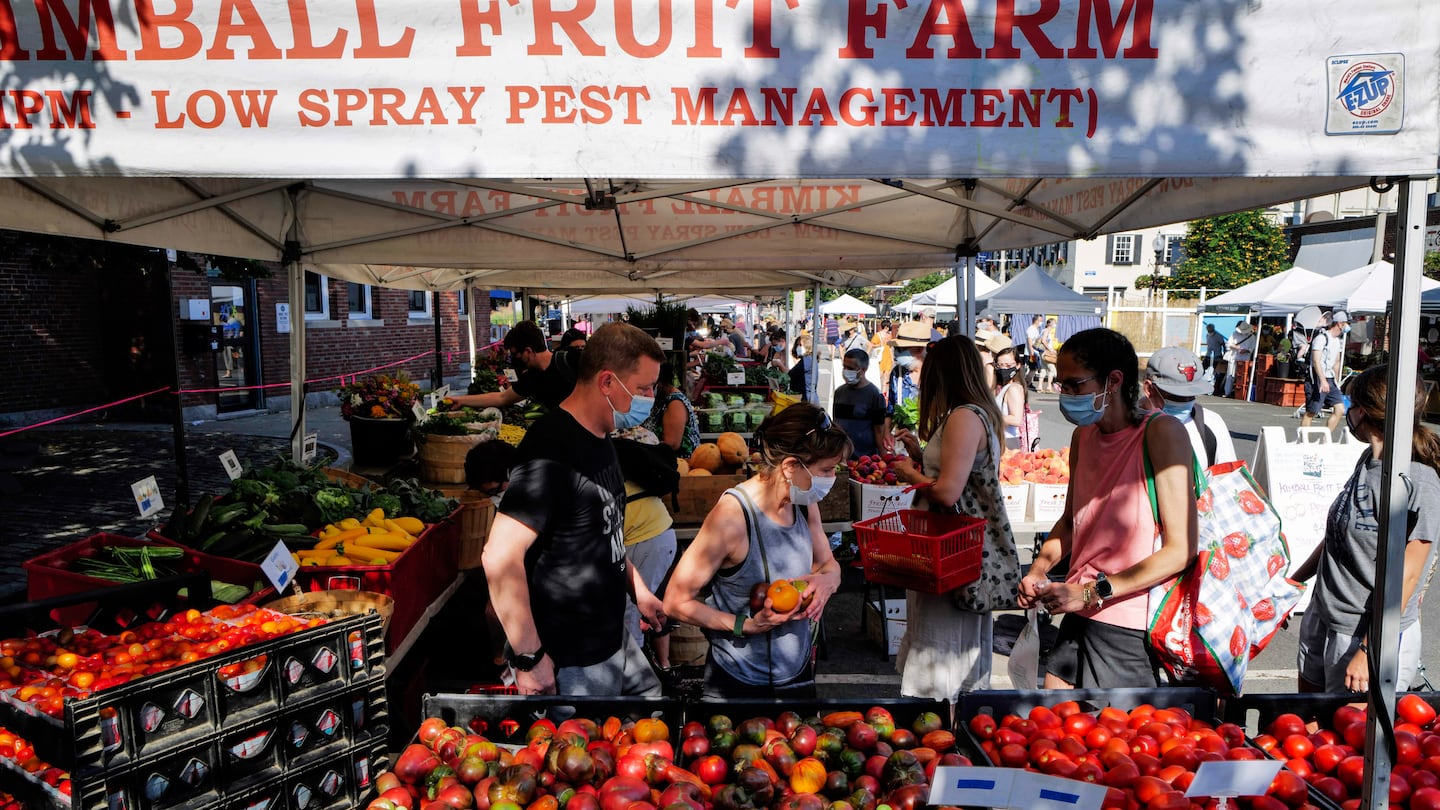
left=1264, top=377, right=1306, bottom=408
left=667, top=473, right=747, bottom=524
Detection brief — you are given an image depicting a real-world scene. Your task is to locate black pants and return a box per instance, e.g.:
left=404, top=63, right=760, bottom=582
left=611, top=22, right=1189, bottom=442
left=701, top=653, right=816, bottom=700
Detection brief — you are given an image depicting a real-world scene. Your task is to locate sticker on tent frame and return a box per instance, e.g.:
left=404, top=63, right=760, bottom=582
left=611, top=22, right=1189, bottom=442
left=1326, top=53, right=1403, bottom=135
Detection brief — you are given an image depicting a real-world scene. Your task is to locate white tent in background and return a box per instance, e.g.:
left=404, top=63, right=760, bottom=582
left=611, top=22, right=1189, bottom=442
left=1298, top=261, right=1440, bottom=313
left=819, top=294, right=877, bottom=316
left=1202, top=267, right=1332, bottom=315
left=564, top=295, right=661, bottom=315
left=914, top=273, right=1002, bottom=307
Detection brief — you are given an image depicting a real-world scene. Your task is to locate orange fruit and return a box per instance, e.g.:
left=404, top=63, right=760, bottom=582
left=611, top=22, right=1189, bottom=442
left=767, top=581, right=800, bottom=613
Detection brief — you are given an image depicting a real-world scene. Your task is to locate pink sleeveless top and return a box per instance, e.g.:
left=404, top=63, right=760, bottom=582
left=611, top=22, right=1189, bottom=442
left=1068, top=419, right=1159, bottom=630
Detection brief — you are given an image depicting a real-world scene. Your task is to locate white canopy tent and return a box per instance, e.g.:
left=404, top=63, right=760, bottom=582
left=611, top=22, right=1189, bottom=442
left=913, top=273, right=1003, bottom=307
left=1296, top=261, right=1440, bottom=313
left=819, top=294, right=876, bottom=316
left=1203, top=267, right=1333, bottom=315
left=0, top=2, right=1437, bottom=774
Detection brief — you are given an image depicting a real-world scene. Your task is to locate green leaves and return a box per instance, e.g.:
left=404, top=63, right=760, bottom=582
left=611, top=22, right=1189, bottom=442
left=1154, top=210, right=1290, bottom=291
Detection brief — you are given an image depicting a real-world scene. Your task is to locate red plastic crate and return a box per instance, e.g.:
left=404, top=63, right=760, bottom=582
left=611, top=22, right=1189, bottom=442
left=23, top=534, right=267, bottom=628
left=291, top=509, right=461, bottom=653
left=853, top=510, right=985, bottom=593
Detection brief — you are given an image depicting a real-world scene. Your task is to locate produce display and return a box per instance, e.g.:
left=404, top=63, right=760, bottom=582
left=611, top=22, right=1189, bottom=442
left=1251, top=695, right=1440, bottom=810
left=292, top=510, right=429, bottom=567
left=366, top=705, right=970, bottom=810
left=0, top=605, right=319, bottom=717
left=422, top=405, right=506, bottom=440
left=699, top=391, right=771, bottom=434
left=846, top=454, right=907, bottom=486
left=0, top=730, right=68, bottom=801
left=966, top=700, right=1316, bottom=810
left=999, top=448, right=1071, bottom=485
left=686, top=433, right=755, bottom=477
left=63, top=542, right=251, bottom=603
left=748, top=579, right=816, bottom=613
left=158, top=460, right=456, bottom=564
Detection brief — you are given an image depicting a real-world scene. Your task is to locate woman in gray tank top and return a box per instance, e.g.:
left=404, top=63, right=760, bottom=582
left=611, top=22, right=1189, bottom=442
left=664, top=403, right=851, bottom=698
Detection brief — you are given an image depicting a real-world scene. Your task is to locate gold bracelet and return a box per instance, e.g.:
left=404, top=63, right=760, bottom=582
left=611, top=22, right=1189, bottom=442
left=1082, top=583, right=1096, bottom=609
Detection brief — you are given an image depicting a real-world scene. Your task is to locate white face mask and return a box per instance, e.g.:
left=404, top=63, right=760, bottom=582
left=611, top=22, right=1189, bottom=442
left=789, top=464, right=836, bottom=505
left=842, top=369, right=860, bottom=384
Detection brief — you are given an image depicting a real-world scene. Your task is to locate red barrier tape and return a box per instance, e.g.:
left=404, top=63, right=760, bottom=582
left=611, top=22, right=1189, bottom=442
left=0, top=386, right=172, bottom=439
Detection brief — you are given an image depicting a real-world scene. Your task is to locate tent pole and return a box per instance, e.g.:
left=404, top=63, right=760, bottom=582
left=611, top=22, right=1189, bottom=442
left=1245, top=309, right=1258, bottom=402
left=432, top=290, right=443, bottom=390
left=285, top=200, right=307, bottom=463
left=1363, top=176, right=1427, bottom=809
left=464, top=282, right=478, bottom=384
left=811, top=282, right=821, bottom=404
left=163, top=257, right=190, bottom=508
left=1193, top=288, right=1208, bottom=359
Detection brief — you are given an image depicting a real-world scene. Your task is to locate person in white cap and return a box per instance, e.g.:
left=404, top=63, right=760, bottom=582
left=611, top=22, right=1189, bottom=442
left=1302, top=310, right=1351, bottom=431
left=1142, top=347, right=1237, bottom=469
left=1223, top=320, right=1256, bottom=398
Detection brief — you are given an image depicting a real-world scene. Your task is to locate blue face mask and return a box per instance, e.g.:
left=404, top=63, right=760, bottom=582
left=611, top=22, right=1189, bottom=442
left=608, top=377, right=654, bottom=430
left=1059, top=386, right=1109, bottom=426
left=1160, top=398, right=1194, bottom=420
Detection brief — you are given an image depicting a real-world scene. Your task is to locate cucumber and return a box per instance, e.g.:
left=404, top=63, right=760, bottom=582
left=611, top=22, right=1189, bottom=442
left=260, top=523, right=311, bottom=536
left=210, top=503, right=250, bottom=526
left=199, top=529, right=227, bottom=550
left=162, top=499, right=190, bottom=542
left=187, top=495, right=213, bottom=538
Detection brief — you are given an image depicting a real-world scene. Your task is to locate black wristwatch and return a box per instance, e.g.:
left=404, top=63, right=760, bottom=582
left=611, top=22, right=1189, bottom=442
left=1094, top=572, right=1114, bottom=600
left=505, top=643, right=546, bottom=672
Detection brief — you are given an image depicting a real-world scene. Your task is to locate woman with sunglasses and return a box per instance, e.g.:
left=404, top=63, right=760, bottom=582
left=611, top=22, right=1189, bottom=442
left=890, top=336, right=1020, bottom=698
left=1017, top=328, right=1198, bottom=688
left=664, top=403, right=850, bottom=698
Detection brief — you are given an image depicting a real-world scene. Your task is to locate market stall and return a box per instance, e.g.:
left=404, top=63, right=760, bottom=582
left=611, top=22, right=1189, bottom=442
left=0, top=2, right=1435, bottom=808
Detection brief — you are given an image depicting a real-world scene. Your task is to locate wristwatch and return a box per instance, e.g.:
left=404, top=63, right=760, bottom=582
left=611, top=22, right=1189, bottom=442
left=1094, top=572, right=1114, bottom=600
left=505, top=644, right=546, bottom=672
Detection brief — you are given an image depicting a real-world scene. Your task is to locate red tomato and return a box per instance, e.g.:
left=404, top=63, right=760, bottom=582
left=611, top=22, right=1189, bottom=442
left=1057, top=736, right=1088, bottom=759
left=1283, top=757, right=1312, bottom=780
left=1104, top=762, right=1140, bottom=788
left=1132, top=752, right=1162, bottom=776
left=1215, top=723, right=1246, bottom=748
left=1029, top=707, right=1062, bottom=729
left=1400, top=730, right=1424, bottom=765
left=1422, top=755, right=1440, bottom=776
left=1064, top=714, right=1097, bottom=737
left=1029, top=738, right=1058, bottom=758
left=1226, top=747, right=1263, bottom=761
left=1147, top=790, right=1189, bottom=810
left=968, top=714, right=998, bottom=740
left=1139, top=722, right=1174, bottom=743
left=998, top=744, right=1028, bottom=768
left=1130, top=776, right=1170, bottom=805
left=1267, top=714, right=1308, bottom=740
left=692, top=755, right=728, bottom=786
left=1412, top=786, right=1440, bottom=810
left=1267, top=770, right=1308, bottom=807
left=1252, top=734, right=1279, bottom=753
left=994, top=728, right=1026, bottom=748
left=1072, top=763, right=1104, bottom=784
left=1054, top=701, right=1083, bottom=720
left=1402, top=695, right=1440, bottom=728
left=1098, top=707, right=1130, bottom=733
left=1392, top=773, right=1414, bottom=805
left=1281, top=735, right=1314, bottom=760
left=1248, top=797, right=1289, bottom=810
left=1131, top=736, right=1160, bottom=758
left=1311, top=776, right=1348, bottom=805
left=1413, top=769, right=1440, bottom=791
left=1085, top=726, right=1113, bottom=750
left=1160, top=746, right=1198, bottom=773
left=1336, top=755, right=1367, bottom=792
left=1422, top=733, right=1440, bottom=758
left=1312, top=743, right=1346, bottom=774
left=1341, top=721, right=1367, bottom=750
left=1333, top=705, right=1365, bottom=731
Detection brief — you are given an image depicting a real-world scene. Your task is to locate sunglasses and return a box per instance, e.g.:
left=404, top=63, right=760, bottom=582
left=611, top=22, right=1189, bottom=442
left=1056, top=376, right=1097, bottom=395
left=805, top=409, right=834, bottom=438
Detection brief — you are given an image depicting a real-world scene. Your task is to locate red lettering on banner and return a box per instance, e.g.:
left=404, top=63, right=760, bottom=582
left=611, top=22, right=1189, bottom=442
left=529, top=0, right=605, bottom=56
left=972, top=88, right=1004, bottom=126
left=687, top=0, right=721, bottom=57
left=506, top=84, right=649, bottom=124
left=1069, top=0, right=1156, bottom=58
left=672, top=86, right=717, bottom=125
left=986, top=0, right=1062, bottom=59
left=760, top=87, right=795, bottom=126
left=0, top=87, right=93, bottom=128
left=1047, top=87, right=1082, bottom=126
left=207, top=0, right=282, bottom=60
left=455, top=0, right=503, bottom=57
left=838, top=88, right=875, bottom=126
left=722, top=90, right=758, bottom=126
left=1009, top=88, right=1042, bottom=127
left=353, top=0, right=414, bottom=57
left=800, top=89, right=837, bottom=126
left=0, top=2, right=29, bottom=60
left=44, top=89, right=95, bottom=127
left=905, top=0, right=982, bottom=59
left=287, top=0, right=346, bottom=58
left=742, top=0, right=779, bottom=59
left=840, top=0, right=887, bottom=58
left=34, top=0, right=125, bottom=60
left=295, top=86, right=481, bottom=127
left=135, top=0, right=202, bottom=61
left=919, top=88, right=964, bottom=126
left=881, top=88, right=916, bottom=126
left=615, top=0, right=671, bottom=58
left=152, top=87, right=274, bottom=128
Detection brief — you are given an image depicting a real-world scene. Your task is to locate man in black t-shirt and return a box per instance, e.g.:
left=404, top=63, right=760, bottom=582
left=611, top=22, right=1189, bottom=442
left=482, top=323, right=667, bottom=696
left=452, top=321, right=579, bottom=411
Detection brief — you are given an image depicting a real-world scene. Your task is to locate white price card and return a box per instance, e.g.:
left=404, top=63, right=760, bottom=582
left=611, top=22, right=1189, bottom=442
left=412, top=402, right=430, bottom=423
left=218, top=450, right=243, bottom=480
left=726, top=371, right=746, bottom=386
left=275, top=303, right=290, bottom=333
left=131, top=476, right=164, bottom=519
left=261, top=540, right=300, bottom=593
left=1011, top=772, right=1107, bottom=810
left=656, top=337, right=674, bottom=351
left=930, top=767, right=1017, bottom=808
left=504, top=368, right=519, bottom=383
left=1185, top=760, right=1283, bottom=798
left=302, top=433, right=318, bottom=463
left=435, top=384, right=450, bottom=400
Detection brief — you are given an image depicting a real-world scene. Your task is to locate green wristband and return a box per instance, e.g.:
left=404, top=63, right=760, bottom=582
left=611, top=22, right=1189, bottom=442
left=733, top=612, right=748, bottom=639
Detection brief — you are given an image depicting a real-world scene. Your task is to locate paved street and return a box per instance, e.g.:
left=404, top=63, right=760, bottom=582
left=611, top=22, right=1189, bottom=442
left=0, top=373, right=1434, bottom=698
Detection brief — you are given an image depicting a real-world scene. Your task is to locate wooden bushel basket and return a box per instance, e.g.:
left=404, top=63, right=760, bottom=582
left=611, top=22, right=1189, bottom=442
left=264, top=587, right=396, bottom=636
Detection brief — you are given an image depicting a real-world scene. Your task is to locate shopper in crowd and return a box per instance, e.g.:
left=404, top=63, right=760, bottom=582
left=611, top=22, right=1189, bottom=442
left=642, top=362, right=701, bottom=459
left=1301, top=309, right=1351, bottom=432
left=1223, top=320, right=1256, bottom=397
left=452, top=320, right=580, bottom=411
left=721, top=318, right=750, bottom=358
left=613, top=426, right=682, bottom=683
left=920, top=307, right=946, bottom=342
left=1034, top=317, right=1058, bottom=392
left=559, top=327, right=588, bottom=349
left=1204, top=323, right=1225, bottom=372
left=1142, top=346, right=1237, bottom=468
left=765, top=329, right=789, bottom=371
left=870, top=320, right=894, bottom=394
left=1017, top=328, right=1198, bottom=689
left=686, top=308, right=727, bottom=352
left=1025, top=315, right=1044, bottom=372
left=841, top=317, right=869, bottom=356
left=975, top=309, right=1003, bottom=344
left=1293, top=364, right=1440, bottom=694
left=889, top=335, right=1019, bottom=698
left=483, top=323, right=667, bottom=696
left=464, top=439, right=517, bottom=498
left=789, top=334, right=815, bottom=401
left=664, top=403, right=848, bottom=698
left=991, top=343, right=1029, bottom=451
left=887, top=321, right=929, bottom=422
left=834, top=348, right=888, bottom=459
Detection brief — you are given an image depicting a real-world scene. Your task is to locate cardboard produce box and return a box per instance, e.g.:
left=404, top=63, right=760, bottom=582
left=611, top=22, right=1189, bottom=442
left=850, top=479, right=914, bottom=522
left=864, top=598, right=907, bottom=655
left=668, top=472, right=747, bottom=524
left=1001, top=484, right=1030, bottom=522
left=1031, top=482, right=1068, bottom=522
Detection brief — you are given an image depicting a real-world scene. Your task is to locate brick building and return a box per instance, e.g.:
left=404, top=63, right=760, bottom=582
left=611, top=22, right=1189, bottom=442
left=0, top=232, right=496, bottom=424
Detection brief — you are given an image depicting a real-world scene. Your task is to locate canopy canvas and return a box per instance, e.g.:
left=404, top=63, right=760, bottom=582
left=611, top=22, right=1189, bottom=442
left=0, top=0, right=1429, bottom=296
left=819, top=294, right=876, bottom=316
left=978, top=264, right=1106, bottom=316
left=1202, top=267, right=1332, bottom=316
left=1295, top=261, right=1440, bottom=313
left=914, top=273, right=1002, bottom=307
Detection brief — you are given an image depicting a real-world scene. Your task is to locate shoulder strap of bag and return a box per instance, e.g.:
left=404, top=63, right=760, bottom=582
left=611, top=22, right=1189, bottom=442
left=1191, top=405, right=1217, bottom=468
left=1141, top=414, right=1206, bottom=525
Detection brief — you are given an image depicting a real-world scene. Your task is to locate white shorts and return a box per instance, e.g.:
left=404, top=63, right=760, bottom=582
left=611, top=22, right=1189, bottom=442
left=1297, top=607, right=1422, bottom=691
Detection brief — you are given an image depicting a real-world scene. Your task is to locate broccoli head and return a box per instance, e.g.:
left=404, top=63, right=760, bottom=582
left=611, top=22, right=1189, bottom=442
left=313, top=487, right=357, bottom=524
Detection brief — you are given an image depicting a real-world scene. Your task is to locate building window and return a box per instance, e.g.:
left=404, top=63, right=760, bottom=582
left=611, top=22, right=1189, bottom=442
left=347, top=283, right=372, bottom=318
left=303, top=271, right=330, bottom=318
left=1109, top=234, right=1137, bottom=265
left=1163, top=235, right=1184, bottom=266
left=408, top=290, right=431, bottom=317
left=457, top=289, right=468, bottom=316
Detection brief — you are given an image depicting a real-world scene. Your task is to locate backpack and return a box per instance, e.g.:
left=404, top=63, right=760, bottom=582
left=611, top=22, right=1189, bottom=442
left=613, top=438, right=680, bottom=501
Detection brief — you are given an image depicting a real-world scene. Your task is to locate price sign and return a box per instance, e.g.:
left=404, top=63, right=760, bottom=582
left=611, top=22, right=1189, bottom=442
left=412, top=402, right=430, bottom=423
left=261, top=540, right=300, bottom=593
left=1010, top=773, right=1106, bottom=810
left=656, top=338, right=674, bottom=351
left=504, top=368, right=519, bottom=383
left=1185, top=761, right=1283, bottom=798
left=302, top=433, right=318, bottom=463
left=435, top=384, right=451, bottom=400
left=930, top=768, right=1017, bottom=808
left=131, top=476, right=164, bottom=519
left=218, top=450, right=243, bottom=480
left=726, top=371, right=746, bottom=386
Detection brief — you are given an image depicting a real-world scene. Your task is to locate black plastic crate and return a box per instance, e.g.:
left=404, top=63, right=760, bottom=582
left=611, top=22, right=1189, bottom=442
left=420, top=694, right=683, bottom=746
left=681, top=698, right=950, bottom=736
left=16, top=612, right=387, bottom=776
left=115, top=739, right=225, bottom=810
left=230, top=735, right=386, bottom=810
left=1218, top=692, right=1440, bottom=736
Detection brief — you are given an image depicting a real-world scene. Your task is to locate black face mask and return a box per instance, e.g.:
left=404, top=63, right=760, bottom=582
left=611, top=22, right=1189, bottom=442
left=995, top=367, right=1018, bottom=385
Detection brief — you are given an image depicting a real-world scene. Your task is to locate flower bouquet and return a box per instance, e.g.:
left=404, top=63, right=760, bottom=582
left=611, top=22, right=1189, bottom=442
left=467, top=347, right=510, bottom=395
left=337, top=372, right=421, bottom=421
